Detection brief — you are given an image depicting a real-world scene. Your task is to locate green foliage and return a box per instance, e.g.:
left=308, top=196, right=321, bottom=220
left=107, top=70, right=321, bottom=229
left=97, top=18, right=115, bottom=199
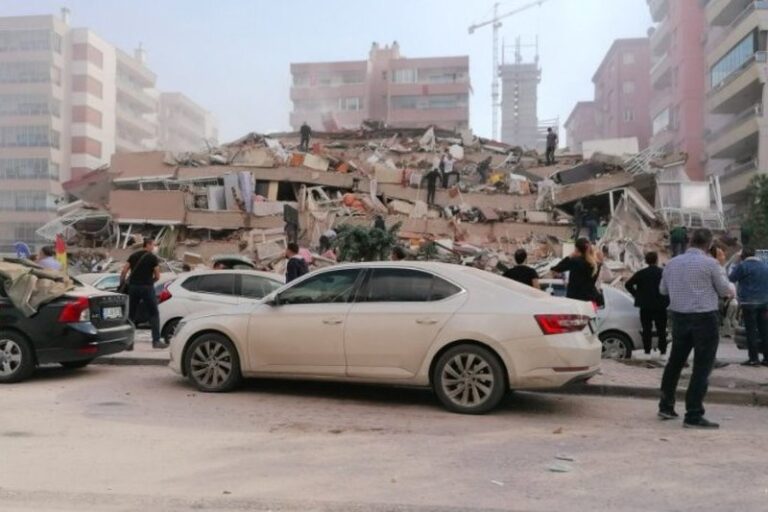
left=334, top=222, right=402, bottom=262
left=745, top=175, right=768, bottom=248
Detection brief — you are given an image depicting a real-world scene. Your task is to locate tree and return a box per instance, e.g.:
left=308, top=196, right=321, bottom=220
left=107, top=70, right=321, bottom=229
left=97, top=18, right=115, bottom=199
left=745, top=175, right=768, bottom=248
left=333, top=222, right=402, bottom=262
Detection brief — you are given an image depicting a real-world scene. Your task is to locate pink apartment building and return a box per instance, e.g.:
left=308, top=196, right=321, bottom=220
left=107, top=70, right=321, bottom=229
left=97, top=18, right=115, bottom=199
left=648, top=0, right=707, bottom=181
left=290, top=42, right=470, bottom=132
left=566, top=38, right=653, bottom=153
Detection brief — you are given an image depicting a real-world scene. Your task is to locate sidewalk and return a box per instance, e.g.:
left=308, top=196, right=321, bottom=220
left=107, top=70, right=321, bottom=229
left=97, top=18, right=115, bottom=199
left=96, top=331, right=768, bottom=406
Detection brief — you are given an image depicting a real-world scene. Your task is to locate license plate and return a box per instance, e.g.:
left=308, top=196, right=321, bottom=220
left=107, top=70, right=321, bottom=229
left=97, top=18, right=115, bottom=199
left=102, top=307, right=123, bottom=320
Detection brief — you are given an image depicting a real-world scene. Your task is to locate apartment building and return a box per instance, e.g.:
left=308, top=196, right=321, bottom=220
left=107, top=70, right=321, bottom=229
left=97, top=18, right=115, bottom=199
left=701, top=0, right=768, bottom=206
left=290, top=42, right=470, bottom=132
left=0, top=11, right=217, bottom=254
left=647, top=0, right=707, bottom=181
left=566, top=39, right=653, bottom=154
left=158, top=92, right=218, bottom=153
left=499, top=60, right=540, bottom=148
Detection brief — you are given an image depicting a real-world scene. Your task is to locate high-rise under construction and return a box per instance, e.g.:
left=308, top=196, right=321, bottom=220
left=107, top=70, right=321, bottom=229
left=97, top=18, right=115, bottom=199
left=499, top=41, right=541, bottom=149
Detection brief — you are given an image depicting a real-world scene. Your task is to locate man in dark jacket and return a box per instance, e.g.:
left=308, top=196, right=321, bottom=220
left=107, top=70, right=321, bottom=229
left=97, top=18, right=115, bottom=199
left=299, top=122, right=312, bottom=152
left=285, top=242, right=309, bottom=283
left=503, top=249, right=539, bottom=288
left=626, top=252, right=670, bottom=356
left=729, top=247, right=768, bottom=366
left=425, top=167, right=440, bottom=205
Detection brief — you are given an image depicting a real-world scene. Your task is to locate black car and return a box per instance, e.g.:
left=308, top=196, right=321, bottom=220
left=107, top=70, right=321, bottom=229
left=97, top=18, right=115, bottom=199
left=0, top=284, right=134, bottom=383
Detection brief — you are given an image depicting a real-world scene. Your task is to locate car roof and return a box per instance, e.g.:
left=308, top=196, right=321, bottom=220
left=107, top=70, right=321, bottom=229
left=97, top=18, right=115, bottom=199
left=177, top=269, right=284, bottom=282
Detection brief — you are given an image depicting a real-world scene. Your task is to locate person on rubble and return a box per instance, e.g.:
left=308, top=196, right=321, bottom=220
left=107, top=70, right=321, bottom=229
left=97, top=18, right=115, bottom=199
left=476, top=156, right=493, bottom=184
left=670, top=225, right=688, bottom=257
left=299, top=121, right=312, bottom=152
left=441, top=151, right=456, bottom=188
left=572, top=200, right=585, bottom=240
left=551, top=238, right=601, bottom=304
left=285, top=242, right=309, bottom=283
left=545, top=127, right=558, bottom=166
left=585, top=208, right=600, bottom=243
left=625, top=251, right=670, bottom=359
left=503, top=249, right=540, bottom=289
left=425, top=166, right=441, bottom=205
left=120, top=238, right=163, bottom=349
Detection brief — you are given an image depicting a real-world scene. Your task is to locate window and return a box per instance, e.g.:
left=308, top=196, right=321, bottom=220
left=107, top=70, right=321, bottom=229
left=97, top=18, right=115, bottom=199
left=96, top=275, right=121, bottom=291
left=360, top=269, right=461, bottom=302
left=0, top=191, right=51, bottom=211
left=338, top=97, right=362, bottom=111
left=277, top=269, right=362, bottom=305
left=710, top=31, right=757, bottom=89
left=0, top=126, right=58, bottom=148
left=0, top=61, right=52, bottom=84
left=0, top=158, right=58, bottom=179
left=622, top=81, right=635, bottom=94
left=623, top=109, right=635, bottom=122
left=0, top=29, right=57, bottom=52
left=182, top=274, right=236, bottom=295
left=393, top=68, right=417, bottom=83
left=653, top=108, right=670, bottom=135
left=240, top=275, right=282, bottom=299
left=623, top=52, right=635, bottom=65
left=0, top=94, right=59, bottom=117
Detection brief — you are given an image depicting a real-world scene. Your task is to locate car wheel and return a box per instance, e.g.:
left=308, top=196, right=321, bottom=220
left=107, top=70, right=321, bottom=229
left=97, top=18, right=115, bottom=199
left=185, top=334, right=242, bottom=392
left=161, top=318, right=181, bottom=344
left=432, top=344, right=506, bottom=414
left=599, top=332, right=633, bottom=360
left=0, top=331, right=35, bottom=383
left=60, top=359, right=93, bottom=369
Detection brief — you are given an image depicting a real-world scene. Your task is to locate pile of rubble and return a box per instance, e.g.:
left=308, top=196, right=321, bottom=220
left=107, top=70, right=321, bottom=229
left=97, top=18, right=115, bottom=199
left=48, top=125, right=726, bottom=276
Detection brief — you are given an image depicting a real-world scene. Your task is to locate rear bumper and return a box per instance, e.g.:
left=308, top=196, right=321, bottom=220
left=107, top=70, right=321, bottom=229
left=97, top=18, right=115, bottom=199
left=36, top=323, right=135, bottom=364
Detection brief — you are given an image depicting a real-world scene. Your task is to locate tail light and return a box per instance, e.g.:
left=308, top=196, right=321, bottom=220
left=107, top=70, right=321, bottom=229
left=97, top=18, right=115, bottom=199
left=58, top=297, right=91, bottom=323
left=535, top=314, right=591, bottom=335
left=158, top=288, right=172, bottom=304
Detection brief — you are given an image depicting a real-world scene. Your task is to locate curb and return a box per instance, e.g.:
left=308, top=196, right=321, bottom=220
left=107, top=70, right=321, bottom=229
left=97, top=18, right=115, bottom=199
left=93, top=355, right=169, bottom=367
left=554, top=383, right=768, bottom=407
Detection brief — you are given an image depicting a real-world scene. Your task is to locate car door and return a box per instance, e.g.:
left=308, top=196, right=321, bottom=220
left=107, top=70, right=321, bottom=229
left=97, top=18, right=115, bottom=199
left=237, top=274, right=283, bottom=304
left=247, top=268, right=364, bottom=376
left=182, top=273, right=239, bottom=316
left=344, top=267, right=465, bottom=379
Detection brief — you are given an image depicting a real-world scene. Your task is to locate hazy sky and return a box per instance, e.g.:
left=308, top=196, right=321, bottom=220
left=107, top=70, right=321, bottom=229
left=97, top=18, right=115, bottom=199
left=5, top=0, right=652, bottom=142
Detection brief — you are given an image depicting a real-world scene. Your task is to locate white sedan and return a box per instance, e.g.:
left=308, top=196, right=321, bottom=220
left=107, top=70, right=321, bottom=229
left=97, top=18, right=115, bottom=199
left=169, top=262, right=601, bottom=414
left=158, top=270, right=283, bottom=343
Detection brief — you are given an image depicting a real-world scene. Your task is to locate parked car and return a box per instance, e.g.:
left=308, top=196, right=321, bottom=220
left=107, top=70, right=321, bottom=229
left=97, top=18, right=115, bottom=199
left=0, top=282, right=134, bottom=383
left=169, top=262, right=600, bottom=414
left=159, top=270, right=284, bottom=343
left=210, top=254, right=257, bottom=270
left=76, top=272, right=176, bottom=292
left=539, top=278, right=644, bottom=359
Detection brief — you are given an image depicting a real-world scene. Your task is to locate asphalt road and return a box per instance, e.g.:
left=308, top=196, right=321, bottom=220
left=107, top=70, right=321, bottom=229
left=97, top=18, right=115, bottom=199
left=2, top=365, right=767, bottom=512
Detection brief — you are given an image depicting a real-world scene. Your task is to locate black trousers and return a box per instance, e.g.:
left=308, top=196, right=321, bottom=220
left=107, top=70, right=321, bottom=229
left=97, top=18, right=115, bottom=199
left=742, top=304, right=768, bottom=362
left=129, top=285, right=160, bottom=343
left=546, top=146, right=556, bottom=165
left=640, top=308, right=668, bottom=354
left=427, top=184, right=436, bottom=205
left=659, top=312, right=719, bottom=422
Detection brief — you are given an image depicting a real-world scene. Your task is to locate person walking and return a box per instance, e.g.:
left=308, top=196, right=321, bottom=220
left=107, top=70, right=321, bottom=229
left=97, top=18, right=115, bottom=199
left=299, top=121, right=312, bottom=152
left=658, top=228, right=734, bottom=429
left=425, top=166, right=440, bottom=206
left=545, top=127, right=558, bottom=166
left=120, top=238, right=163, bottom=348
left=729, top=246, right=768, bottom=367
left=670, top=225, right=688, bottom=257
left=503, top=249, right=540, bottom=289
left=285, top=242, right=309, bottom=283
left=37, top=246, right=61, bottom=271
left=551, top=238, right=600, bottom=303
left=625, top=252, right=670, bottom=358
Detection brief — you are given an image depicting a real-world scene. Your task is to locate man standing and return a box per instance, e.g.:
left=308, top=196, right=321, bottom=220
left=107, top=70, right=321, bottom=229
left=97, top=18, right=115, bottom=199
left=625, top=252, right=669, bottom=357
left=729, top=247, right=768, bottom=366
left=476, top=156, right=492, bottom=184
left=670, top=225, right=688, bottom=257
left=503, top=249, right=540, bottom=289
left=425, top=166, right=440, bottom=206
left=572, top=200, right=585, bottom=240
left=285, top=242, right=309, bottom=283
left=658, top=228, right=734, bottom=429
left=37, top=246, right=62, bottom=271
left=545, top=127, right=558, bottom=166
left=120, top=238, right=163, bottom=348
left=299, top=121, right=312, bottom=152
left=442, top=151, right=455, bottom=188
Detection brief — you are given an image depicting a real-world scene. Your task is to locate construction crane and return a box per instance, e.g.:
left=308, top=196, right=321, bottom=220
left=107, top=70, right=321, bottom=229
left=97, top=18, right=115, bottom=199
left=468, top=0, right=550, bottom=141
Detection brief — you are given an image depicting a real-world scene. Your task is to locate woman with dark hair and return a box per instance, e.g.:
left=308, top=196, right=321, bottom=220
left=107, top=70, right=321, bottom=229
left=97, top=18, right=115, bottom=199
left=552, top=238, right=601, bottom=303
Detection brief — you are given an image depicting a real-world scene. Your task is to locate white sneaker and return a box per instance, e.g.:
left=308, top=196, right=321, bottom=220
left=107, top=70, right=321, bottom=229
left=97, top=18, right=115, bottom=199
left=659, top=353, right=668, bottom=363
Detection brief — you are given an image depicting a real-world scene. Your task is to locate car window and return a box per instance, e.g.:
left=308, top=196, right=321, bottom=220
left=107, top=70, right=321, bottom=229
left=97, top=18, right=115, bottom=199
left=361, top=268, right=460, bottom=302
left=96, top=275, right=120, bottom=290
left=183, top=274, right=235, bottom=296
left=240, top=275, right=282, bottom=299
left=278, top=269, right=362, bottom=305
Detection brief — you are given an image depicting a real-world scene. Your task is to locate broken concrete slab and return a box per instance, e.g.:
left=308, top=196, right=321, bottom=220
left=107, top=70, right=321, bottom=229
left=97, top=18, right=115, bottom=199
left=303, top=153, right=331, bottom=172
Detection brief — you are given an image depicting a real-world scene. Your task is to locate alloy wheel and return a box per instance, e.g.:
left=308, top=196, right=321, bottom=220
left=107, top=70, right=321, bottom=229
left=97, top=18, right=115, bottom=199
left=0, top=338, right=22, bottom=377
left=440, top=353, right=495, bottom=408
left=602, top=336, right=629, bottom=360
left=189, top=339, right=233, bottom=389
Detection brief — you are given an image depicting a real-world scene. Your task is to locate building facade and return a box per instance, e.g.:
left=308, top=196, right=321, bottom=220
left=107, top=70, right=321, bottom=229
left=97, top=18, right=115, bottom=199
left=158, top=92, right=218, bottom=153
left=564, top=101, right=600, bottom=153
left=566, top=38, right=653, bottom=154
left=647, top=0, right=707, bottom=181
left=290, top=42, right=470, bottom=132
left=500, top=60, right=540, bottom=148
left=0, top=11, right=217, bottom=254
left=700, top=0, right=768, bottom=205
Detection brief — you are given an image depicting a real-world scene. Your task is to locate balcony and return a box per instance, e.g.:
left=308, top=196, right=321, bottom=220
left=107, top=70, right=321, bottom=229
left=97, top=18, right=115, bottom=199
left=648, top=0, right=670, bottom=23
left=708, top=51, right=766, bottom=113
left=718, top=158, right=760, bottom=198
left=116, top=50, right=156, bottom=88
left=116, top=79, right=157, bottom=113
left=650, top=54, right=672, bottom=89
left=708, top=1, right=768, bottom=51
left=650, top=17, right=673, bottom=57
left=116, top=104, right=156, bottom=139
left=706, top=103, right=762, bottom=158
left=706, top=0, right=755, bottom=26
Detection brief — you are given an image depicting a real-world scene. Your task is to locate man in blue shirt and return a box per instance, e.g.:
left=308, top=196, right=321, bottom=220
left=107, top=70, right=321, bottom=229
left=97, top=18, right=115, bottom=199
left=729, top=247, right=768, bottom=367
left=658, top=228, right=733, bottom=429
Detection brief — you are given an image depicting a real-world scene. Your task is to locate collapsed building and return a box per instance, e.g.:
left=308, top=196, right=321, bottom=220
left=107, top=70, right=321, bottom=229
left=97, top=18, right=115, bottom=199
left=44, top=124, right=726, bottom=276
